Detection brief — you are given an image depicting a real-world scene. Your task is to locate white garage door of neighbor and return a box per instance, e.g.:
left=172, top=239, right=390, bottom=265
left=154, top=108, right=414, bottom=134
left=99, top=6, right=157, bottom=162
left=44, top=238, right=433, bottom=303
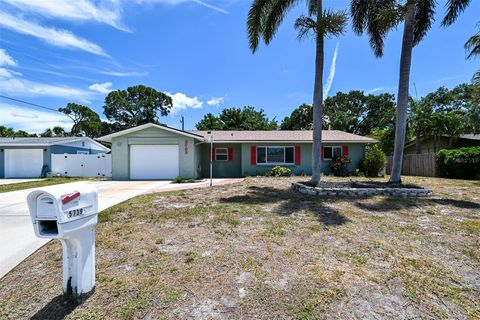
left=5, top=149, right=44, bottom=178
left=129, top=145, right=179, bottom=180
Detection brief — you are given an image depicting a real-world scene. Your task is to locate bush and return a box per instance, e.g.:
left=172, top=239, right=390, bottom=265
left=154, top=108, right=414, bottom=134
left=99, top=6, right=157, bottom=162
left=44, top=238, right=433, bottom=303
left=362, top=144, right=386, bottom=177
left=437, top=147, right=480, bottom=179
left=329, top=156, right=351, bottom=177
left=265, top=166, right=292, bottom=177
left=172, top=176, right=185, bottom=183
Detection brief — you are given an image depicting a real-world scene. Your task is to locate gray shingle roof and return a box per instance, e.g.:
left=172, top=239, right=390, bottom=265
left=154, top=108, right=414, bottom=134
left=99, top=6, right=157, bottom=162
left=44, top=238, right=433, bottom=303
left=190, top=130, right=376, bottom=143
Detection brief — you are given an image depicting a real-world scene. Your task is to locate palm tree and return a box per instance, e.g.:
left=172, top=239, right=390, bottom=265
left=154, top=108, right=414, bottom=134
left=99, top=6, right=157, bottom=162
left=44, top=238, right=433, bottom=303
left=351, top=0, right=472, bottom=183
left=464, top=23, right=480, bottom=84
left=247, top=0, right=347, bottom=185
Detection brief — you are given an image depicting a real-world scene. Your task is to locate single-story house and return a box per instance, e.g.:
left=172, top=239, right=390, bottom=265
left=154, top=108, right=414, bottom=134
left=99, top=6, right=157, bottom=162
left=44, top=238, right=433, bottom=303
left=97, top=123, right=376, bottom=180
left=404, top=134, right=480, bottom=154
left=0, top=137, right=110, bottom=178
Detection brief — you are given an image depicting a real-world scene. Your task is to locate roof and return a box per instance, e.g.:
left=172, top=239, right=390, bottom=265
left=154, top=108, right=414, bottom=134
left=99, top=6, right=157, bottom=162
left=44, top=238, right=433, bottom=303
left=0, top=136, right=110, bottom=151
left=404, top=134, right=480, bottom=148
left=191, top=130, right=377, bottom=143
left=97, top=123, right=206, bottom=143
left=459, top=134, right=480, bottom=141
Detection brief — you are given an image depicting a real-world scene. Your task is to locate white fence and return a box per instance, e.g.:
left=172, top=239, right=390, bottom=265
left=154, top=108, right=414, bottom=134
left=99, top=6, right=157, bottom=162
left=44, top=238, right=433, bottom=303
left=51, top=154, right=112, bottom=178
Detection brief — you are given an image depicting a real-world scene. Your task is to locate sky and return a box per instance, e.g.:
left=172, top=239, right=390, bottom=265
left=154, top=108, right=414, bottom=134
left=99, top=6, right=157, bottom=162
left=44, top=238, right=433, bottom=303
left=0, top=0, right=479, bottom=133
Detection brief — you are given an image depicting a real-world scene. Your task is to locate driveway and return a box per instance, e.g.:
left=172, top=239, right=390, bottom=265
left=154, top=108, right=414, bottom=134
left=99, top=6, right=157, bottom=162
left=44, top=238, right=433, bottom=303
left=0, top=178, right=241, bottom=278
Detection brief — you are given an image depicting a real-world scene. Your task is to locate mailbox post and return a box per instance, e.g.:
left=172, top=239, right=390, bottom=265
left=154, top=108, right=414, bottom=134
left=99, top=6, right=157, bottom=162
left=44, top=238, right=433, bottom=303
left=27, top=183, right=98, bottom=298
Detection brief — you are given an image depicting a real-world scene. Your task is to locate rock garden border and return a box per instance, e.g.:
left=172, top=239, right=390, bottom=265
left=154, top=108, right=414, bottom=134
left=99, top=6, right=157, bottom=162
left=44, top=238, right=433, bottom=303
left=292, top=182, right=432, bottom=197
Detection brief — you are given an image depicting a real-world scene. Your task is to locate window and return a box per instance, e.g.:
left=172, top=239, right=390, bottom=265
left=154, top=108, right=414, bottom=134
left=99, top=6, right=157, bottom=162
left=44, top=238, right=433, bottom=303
left=77, top=151, right=89, bottom=155
left=256, top=146, right=294, bottom=164
left=215, top=148, right=228, bottom=161
left=323, top=146, right=342, bottom=160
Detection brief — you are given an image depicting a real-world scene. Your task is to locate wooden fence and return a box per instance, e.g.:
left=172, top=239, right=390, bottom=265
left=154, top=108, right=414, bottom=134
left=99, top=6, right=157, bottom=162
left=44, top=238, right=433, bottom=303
left=386, top=153, right=437, bottom=177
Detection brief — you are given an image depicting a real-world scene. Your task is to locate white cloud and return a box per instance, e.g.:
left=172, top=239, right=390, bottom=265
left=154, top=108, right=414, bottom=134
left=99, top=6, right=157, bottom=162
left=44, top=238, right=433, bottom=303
left=206, top=96, right=224, bottom=106
left=2, top=0, right=130, bottom=32
left=138, top=0, right=229, bottom=14
left=167, top=92, right=203, bottom=114
left=0, top=68, right=22, bottom=78
left=323, top=42, right=339, bottom=99
left=99, top=70, right=148, bottom=77
left=0, top=49, right=17, bottom=66
left=0, top=77, right=94, bottom=99
left=0, top=102, right=73, bottom=133
left=0, top=11, right=108, bottom=57
left=88, top=82, right=113, bottom=94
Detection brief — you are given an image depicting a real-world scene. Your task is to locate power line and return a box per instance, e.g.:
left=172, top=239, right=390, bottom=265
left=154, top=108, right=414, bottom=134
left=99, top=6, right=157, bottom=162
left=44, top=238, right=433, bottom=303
left=0, top=95, right=61, bottom=113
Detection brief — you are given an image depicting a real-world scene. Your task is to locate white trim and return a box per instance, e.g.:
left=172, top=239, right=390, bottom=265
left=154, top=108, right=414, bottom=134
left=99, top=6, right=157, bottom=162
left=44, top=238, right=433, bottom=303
left=0, top=137, right=110, bottom=152
left=97, top=123, right=206, bottom=143
left=215, top=147, right=228, bottom=161
left=323, top=145, right=342, bottom=160
left=256, top=146, right=295, bottom=165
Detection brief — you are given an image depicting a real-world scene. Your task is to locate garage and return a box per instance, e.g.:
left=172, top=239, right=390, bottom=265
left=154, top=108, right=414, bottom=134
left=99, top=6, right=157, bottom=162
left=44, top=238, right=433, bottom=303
left=4, top=149, right=44, bottom=178
left=129, top=145, right=179, bottom=180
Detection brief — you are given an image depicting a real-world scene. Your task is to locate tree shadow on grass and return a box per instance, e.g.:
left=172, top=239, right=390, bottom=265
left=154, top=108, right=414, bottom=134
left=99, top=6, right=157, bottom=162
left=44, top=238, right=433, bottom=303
left=354, top=196, right=480, bottom=213
left=220, top=185, right=348, bottom=226
left=31, top=291, right=93, bottom=320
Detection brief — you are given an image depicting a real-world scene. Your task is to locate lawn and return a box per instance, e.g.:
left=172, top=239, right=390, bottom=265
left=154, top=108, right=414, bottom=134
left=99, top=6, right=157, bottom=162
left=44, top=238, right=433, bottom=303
left=0, top=176, right=479, bottom=319
left=0, top=177, right=106, bottom=193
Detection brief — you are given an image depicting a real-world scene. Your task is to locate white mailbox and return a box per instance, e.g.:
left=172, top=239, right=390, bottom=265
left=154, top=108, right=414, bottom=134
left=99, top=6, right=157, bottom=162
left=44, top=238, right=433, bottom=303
left=27, top=183, right=98, bottom=298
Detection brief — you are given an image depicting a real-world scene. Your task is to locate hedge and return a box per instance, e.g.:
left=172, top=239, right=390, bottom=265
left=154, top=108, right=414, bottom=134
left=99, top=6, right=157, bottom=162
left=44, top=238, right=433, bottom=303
left=436, top=147, right=480, bottom=179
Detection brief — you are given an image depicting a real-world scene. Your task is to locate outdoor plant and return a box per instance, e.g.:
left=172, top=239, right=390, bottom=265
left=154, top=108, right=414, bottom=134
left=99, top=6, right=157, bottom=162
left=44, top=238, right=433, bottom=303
left=437, top=147, right=480, bottom=179
left=329, top=156, right=351, bottom=177
left=362, top=144, right=386, bottom=177
left=266, top=166, right=292, bottom=177
left=172, top=176, right=185, bottom=183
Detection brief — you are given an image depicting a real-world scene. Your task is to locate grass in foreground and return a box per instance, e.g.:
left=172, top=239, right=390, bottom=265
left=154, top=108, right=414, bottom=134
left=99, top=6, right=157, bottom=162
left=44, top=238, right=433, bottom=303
left=0, top=177, right=104, bottom=193
left=0, top=176, right=479, bottom=319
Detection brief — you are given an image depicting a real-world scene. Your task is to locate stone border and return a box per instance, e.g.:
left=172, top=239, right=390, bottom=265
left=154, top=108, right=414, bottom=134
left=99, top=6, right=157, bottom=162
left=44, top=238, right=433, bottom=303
left=291, top=182, right=432, bottom=197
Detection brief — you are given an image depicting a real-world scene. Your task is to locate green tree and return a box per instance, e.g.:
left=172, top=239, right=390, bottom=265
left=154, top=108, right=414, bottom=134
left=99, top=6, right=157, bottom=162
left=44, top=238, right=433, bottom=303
left=351, top=0, right=473, bottom=183
left=0, top=125, right=15, bottom=137
left=40, top=128, right=53, bottom=137
left=280, top=104, right=313, bottom=130
left=247, top=0, right=347, bottom=184
left=103, top=85, right=173, bottom=129
left=196, top=106, right=277, bottom=130
left=465, top=24, right=480, bottom=84
left=59, top=103, right=102, bottom=137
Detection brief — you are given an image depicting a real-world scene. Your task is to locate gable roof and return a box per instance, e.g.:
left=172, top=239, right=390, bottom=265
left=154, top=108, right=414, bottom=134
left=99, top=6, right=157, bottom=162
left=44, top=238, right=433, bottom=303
left=0, top=137, right=110, bottom=151
left=97, top=123, right=206, bottom=143
left=191, top=130, right=377, bottom=143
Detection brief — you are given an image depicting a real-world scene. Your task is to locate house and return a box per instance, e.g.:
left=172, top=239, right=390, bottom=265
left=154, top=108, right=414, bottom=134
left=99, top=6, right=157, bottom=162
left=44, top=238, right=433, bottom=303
left=98, top=123, right=376, bottom=180
left=404, top=134, right=480, bottom=155
left=0, top=137, right=110, bottom=179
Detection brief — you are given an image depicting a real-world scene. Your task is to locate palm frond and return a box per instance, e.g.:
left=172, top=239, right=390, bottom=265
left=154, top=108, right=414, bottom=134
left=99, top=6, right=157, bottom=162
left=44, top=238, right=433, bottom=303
left=307, top=0, right=317, bottom=16
left=247, top=0, right=271, bottom=53
left=294, top=15, right=317, bottom=40
left=465, top=32, right=480, bottom=59
left=442, top=0, right=472, bottom=26
left=263, top=0, right=300, bottom=45
left=319, top=9, right=348, bottom=39
left=473, top=70, right=480, bottom=85
left=413, top=0, right=435, bottom=46
left=350, top=0, right=369, bottom=35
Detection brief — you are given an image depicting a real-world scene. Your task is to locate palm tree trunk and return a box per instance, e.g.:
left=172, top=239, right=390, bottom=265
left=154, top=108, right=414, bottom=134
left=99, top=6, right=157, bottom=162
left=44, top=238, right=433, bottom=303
left=311, top=0, right=324, bottom=185
left=389, top=1, right=415, bottom=183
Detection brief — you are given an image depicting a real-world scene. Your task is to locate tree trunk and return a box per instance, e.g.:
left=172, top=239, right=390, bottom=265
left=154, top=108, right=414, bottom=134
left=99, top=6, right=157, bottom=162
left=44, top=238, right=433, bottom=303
left=389, top=1, right=415, bottom=183
left=311, top=0, right=324, bottom=185
left=415, top=127, right=421, bottom=154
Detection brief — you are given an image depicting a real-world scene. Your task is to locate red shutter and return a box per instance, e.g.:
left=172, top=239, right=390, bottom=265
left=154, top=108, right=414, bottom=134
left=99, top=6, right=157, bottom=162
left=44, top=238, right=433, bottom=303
left=295, top=145, right=301, bottom=165
left=228, top=147, right=233, bottom=161
left=251, top=146, right=256, bottom=165
left=211, top=148, right=215, bottom=161
left=342, top=145, right=349, bottom=157
left=321, top=145, right=324, bottom=160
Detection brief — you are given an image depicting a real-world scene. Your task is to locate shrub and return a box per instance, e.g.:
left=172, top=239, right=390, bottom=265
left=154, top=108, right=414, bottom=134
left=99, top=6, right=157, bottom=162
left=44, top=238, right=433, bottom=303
left=362, top=144, right=386, bottom=177
left=266, top=166, right=292, bottom=177
left=437, top=147, right=480, bottom=179
left=172, top=176, right=185, bottom=183
left=329, top=156, right=351, bottom=177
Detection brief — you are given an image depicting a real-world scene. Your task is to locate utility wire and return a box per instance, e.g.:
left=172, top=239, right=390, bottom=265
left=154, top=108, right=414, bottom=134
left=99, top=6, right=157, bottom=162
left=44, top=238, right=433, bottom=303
left=0, top=95, right=61, bottom=113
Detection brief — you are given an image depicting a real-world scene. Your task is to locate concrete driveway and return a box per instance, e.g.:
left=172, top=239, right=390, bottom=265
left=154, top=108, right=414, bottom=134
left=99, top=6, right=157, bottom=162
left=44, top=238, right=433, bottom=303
left=0, top=178, right=241, bottom=278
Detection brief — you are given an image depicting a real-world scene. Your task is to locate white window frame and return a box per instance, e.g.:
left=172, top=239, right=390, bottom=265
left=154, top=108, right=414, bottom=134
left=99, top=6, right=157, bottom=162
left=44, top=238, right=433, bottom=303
left=323, top=146, right=342, bottom=160
left=215, top=148, right=228, bottom=161
left=256, top=146, right=295, bottom=165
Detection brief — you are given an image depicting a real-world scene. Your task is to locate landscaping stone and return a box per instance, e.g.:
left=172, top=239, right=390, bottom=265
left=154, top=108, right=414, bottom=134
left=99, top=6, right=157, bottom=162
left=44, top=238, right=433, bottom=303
left=291, top=182, right=432, bottom=198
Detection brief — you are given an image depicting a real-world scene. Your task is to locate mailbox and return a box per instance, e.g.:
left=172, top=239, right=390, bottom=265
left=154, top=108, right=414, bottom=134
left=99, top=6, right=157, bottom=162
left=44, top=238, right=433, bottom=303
left=27, top=183, right=98, bottom=298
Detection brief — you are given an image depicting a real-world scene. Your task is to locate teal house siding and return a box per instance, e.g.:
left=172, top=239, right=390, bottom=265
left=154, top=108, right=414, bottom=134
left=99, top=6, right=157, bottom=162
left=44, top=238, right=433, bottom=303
left=200, top=143, right=242, bottom=178
left=110, top=126, right=198, bottom=180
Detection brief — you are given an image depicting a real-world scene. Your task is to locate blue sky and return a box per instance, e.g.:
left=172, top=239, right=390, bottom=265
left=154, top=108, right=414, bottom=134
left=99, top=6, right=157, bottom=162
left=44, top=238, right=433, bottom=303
left=0, top=0, right=478, bottom=133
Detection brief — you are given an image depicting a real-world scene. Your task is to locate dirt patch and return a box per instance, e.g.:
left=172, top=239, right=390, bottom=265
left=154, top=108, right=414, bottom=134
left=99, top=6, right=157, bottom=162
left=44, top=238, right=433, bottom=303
left=1, top=176, right=479, bottom=319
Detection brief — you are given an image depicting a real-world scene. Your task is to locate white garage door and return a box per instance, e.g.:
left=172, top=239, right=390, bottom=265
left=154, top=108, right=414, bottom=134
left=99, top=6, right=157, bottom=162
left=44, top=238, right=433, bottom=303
left=5, top=149, right=44, bottom=178
left=129, top=145, right=179, bottom=180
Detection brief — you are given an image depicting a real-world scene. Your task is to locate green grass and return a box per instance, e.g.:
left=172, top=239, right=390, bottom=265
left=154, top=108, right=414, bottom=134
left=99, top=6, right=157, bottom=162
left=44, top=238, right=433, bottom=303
left=0, top=177, right=96, bottom=193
